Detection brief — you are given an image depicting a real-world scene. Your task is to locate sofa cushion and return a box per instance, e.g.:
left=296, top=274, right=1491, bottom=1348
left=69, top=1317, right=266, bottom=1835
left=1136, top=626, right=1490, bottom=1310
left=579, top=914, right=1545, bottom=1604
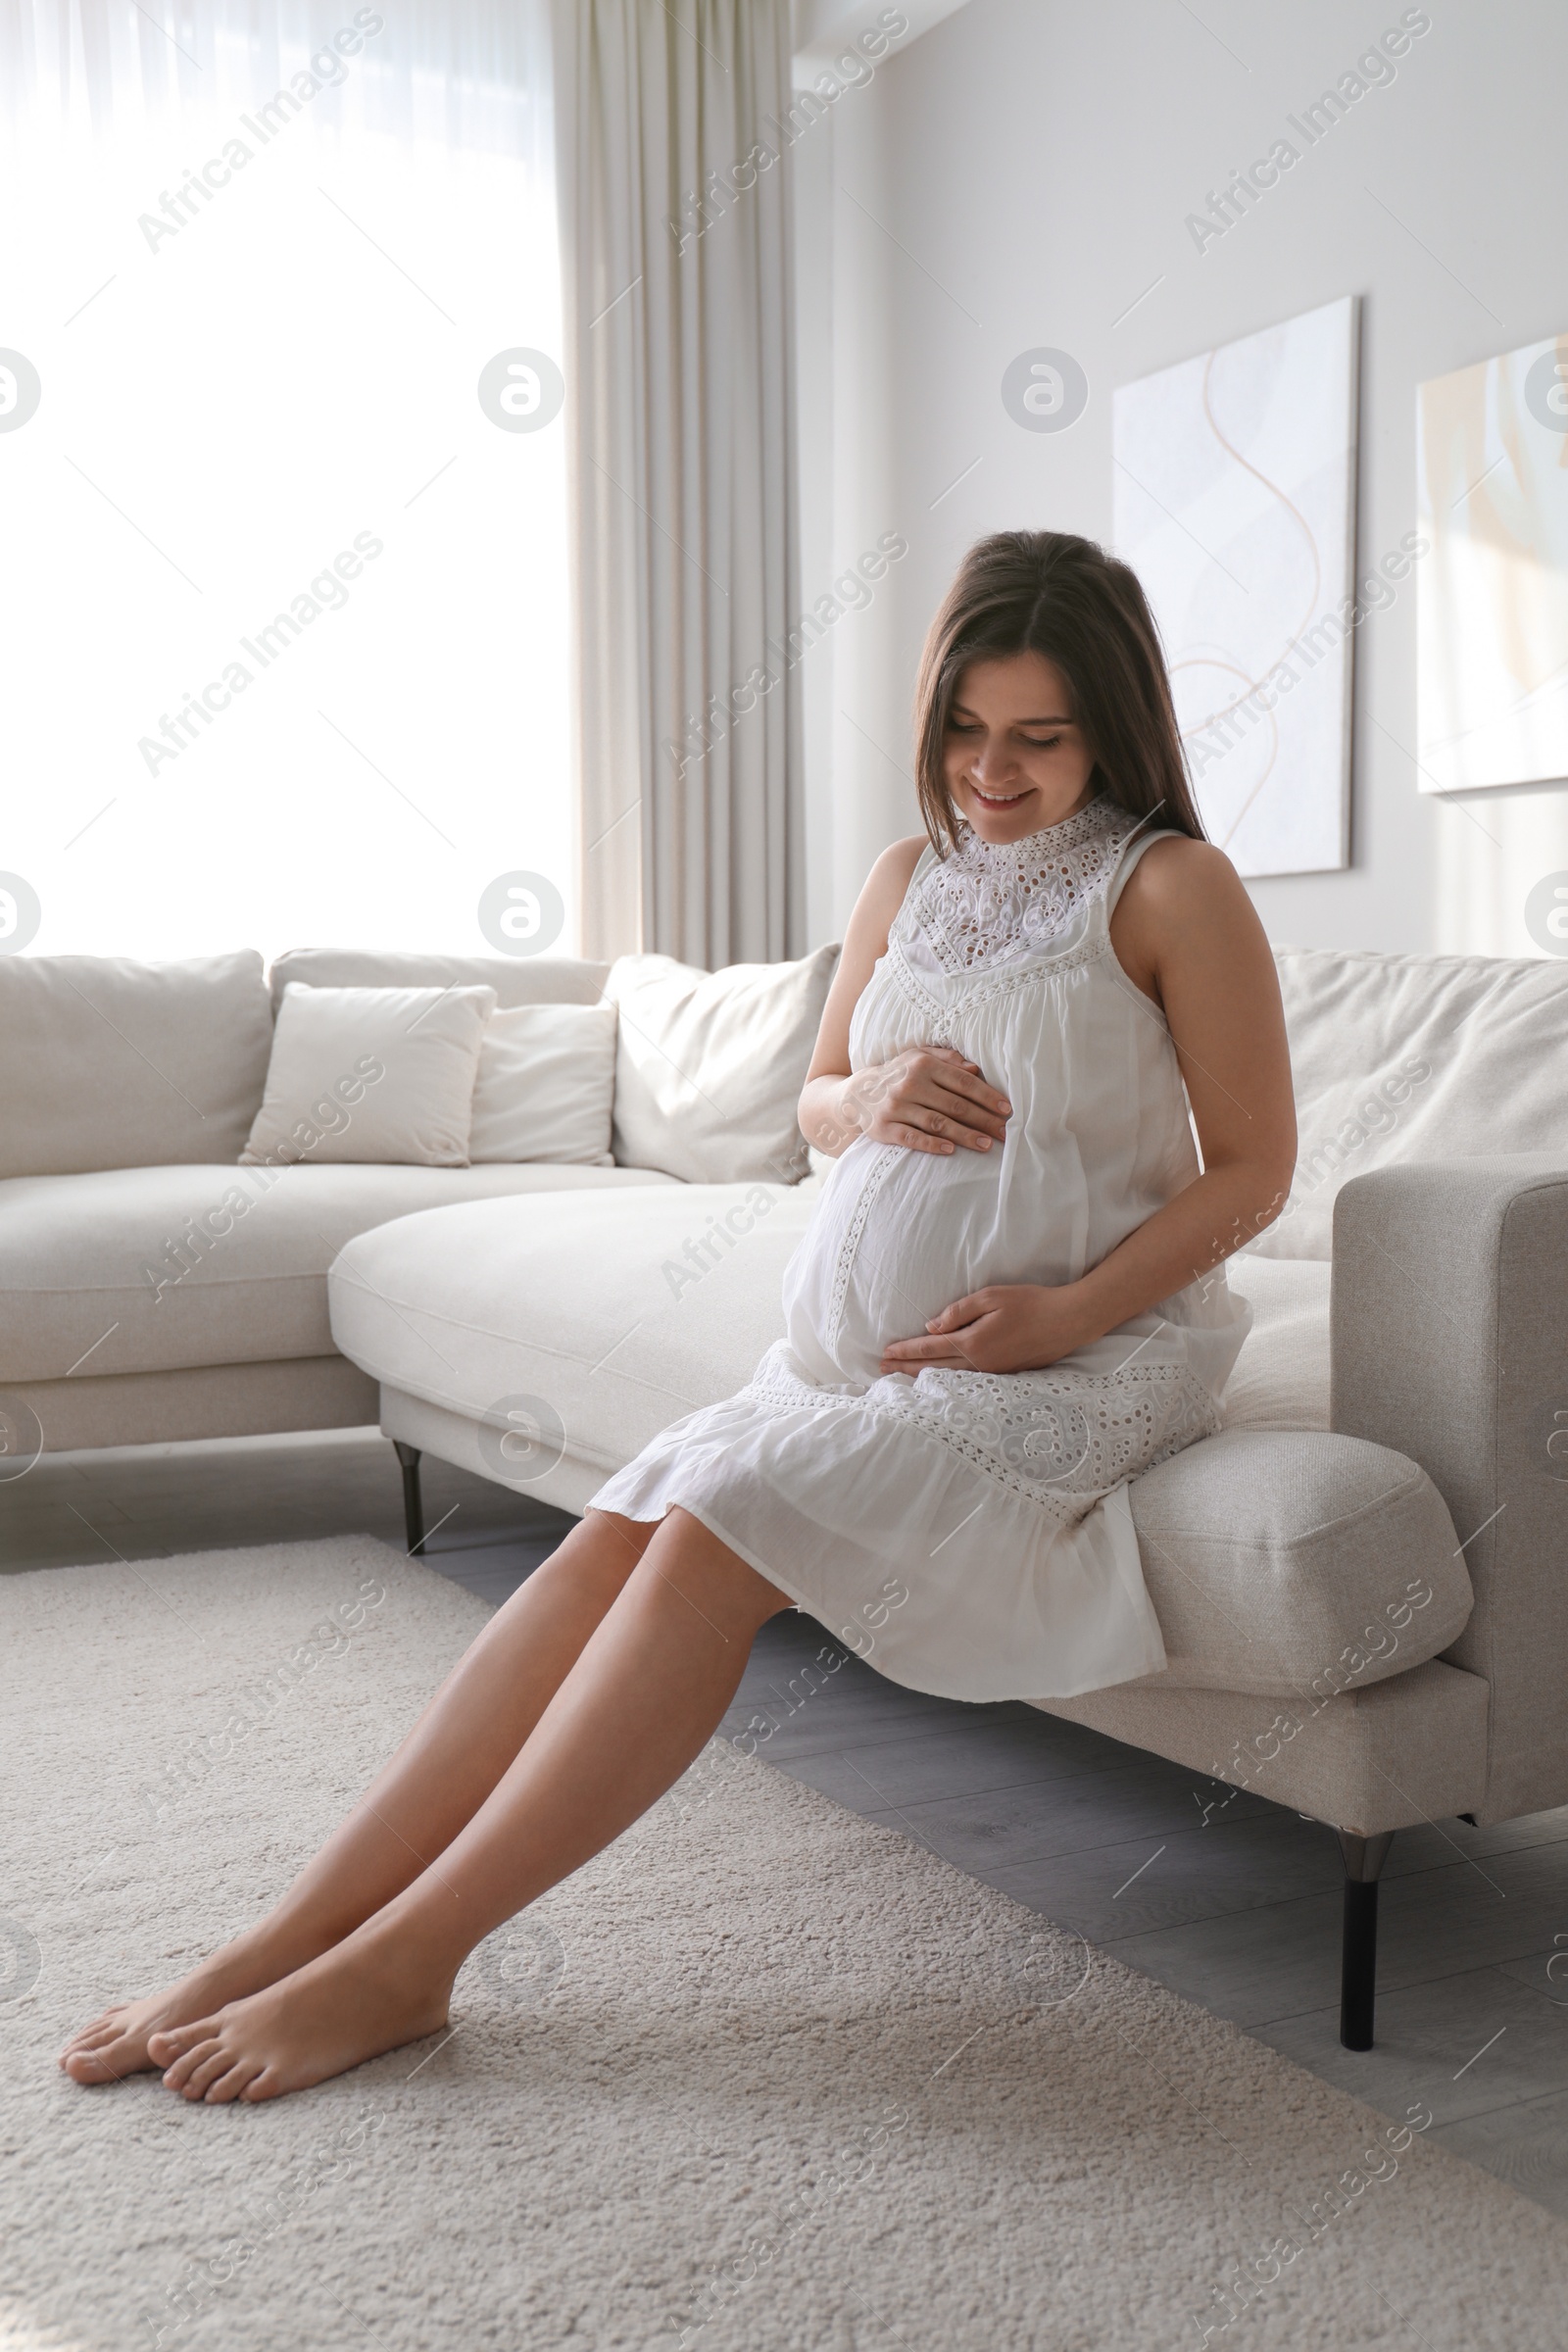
left=270, top=948, right=611, bottom=1012
left=1124, top=1428, right=1471, bottom=1695
left=605, top=945, right=840, bottom=1183
left=330, top=1187, right=1464, bottom=1697
left=241, top=984, right=497, bottom=1168
left=0, top=951, right=273, bottom=1179
left=328, top=1184, right=817, bottom=1460
left=0, top=1162, right=675, bottom=1385
left=1253, top=944, right=1568, bottom=1258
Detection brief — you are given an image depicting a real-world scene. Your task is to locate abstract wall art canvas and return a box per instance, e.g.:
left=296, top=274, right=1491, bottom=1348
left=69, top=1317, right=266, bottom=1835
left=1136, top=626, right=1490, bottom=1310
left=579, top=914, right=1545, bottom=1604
left=1416, top=331, right=1568, bottom=795
left=1112, top=294, right=1359, bottom=876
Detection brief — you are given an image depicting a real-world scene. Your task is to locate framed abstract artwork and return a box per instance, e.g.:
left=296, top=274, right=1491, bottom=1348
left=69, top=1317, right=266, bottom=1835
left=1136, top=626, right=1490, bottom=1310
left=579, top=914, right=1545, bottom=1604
left=1112, top=294, right=1359, bottom=876
left=1416, top=331, right=1568, bottom=794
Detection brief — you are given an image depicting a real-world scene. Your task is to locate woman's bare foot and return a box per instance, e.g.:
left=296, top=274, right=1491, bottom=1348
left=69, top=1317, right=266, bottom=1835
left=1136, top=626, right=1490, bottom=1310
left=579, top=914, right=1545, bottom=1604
left=149, top=1932, right=453, bottom=2104
left=59, top=1923, right=318, bottom=2085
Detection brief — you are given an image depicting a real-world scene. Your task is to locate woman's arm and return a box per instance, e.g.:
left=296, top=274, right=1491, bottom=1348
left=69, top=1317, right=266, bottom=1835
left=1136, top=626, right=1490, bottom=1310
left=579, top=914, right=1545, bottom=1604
left=881, top=838, right=1296, bottom=1375
left=798, top=837, right=1013, bottom=1159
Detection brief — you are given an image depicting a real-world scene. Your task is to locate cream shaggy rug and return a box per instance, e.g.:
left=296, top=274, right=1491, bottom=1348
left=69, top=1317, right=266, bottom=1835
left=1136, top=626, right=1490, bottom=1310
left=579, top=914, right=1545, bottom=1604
left=2, top=1535, right=1563, bottom=2352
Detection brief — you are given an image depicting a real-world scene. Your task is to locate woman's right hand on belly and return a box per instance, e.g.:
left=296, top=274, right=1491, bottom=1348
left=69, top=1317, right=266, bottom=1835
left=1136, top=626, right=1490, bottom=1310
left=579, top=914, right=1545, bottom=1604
left=851, top=1047, right=1011, bottom=1155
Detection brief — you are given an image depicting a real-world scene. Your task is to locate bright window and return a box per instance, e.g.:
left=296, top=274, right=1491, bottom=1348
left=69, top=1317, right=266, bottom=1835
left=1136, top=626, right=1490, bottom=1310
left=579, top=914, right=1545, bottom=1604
left=0, top=1, right=571, bottom=966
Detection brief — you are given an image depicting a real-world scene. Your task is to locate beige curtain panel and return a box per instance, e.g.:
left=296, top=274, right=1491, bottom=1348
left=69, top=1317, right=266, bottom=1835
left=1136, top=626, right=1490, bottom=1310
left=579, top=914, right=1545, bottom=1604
left=555, top=0, right=804, bottom=967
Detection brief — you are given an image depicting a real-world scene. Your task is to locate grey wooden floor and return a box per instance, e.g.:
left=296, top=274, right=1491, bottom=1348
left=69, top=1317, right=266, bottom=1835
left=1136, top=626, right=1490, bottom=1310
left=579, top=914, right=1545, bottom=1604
left=6, top=1425, right=1567, bottom=2222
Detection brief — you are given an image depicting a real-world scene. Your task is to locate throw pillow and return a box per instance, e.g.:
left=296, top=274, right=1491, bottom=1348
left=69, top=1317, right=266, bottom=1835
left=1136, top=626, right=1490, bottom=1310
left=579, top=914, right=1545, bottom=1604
left=467, top=1002, right=618, bottom=1165
left=240, top=983, right=497, bottom=1168
left=606, top=943, right=841, bottom=1183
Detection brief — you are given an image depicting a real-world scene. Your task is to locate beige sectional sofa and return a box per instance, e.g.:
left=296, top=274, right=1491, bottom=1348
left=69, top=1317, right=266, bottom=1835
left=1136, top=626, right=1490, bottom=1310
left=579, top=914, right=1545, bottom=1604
left=0, top=946, right=673, bottom=1456
left=5, top=935, right=1568, bottom=2052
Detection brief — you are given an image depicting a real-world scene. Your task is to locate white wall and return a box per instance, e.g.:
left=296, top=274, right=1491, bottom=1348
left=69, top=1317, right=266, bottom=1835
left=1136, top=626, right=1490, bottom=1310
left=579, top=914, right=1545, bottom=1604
left=794, top=0, right=1568, bottom=955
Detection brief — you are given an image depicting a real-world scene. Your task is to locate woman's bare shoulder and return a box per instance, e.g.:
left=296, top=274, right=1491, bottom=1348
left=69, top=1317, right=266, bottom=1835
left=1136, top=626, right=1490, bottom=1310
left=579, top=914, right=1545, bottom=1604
left=1118, top=835, right=1249, bottom=935
left=1110, top=834, right=1267, bottom=1000
left=806, top=833, right=931, bottom=1083
left=868, top=830, right=931, bottom=894
left=847, top=832, right=930, bottom=940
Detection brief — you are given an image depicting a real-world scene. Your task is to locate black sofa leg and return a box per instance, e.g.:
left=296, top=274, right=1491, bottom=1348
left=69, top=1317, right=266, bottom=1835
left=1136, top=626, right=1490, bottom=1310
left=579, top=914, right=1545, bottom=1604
left=393, top=1441, right=425, bottom=1556
left=1337, top=1829, right=1395, bottom=2050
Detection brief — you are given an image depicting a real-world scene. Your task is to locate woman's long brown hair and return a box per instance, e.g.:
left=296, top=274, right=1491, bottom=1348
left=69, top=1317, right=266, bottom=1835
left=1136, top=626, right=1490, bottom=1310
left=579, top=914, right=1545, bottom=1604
left=912, top=530, right=1207, bottom=854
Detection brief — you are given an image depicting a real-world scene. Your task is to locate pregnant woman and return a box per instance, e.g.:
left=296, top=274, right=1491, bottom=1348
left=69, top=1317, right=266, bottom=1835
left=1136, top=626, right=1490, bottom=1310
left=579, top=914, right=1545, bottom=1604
left=62, top=530, right=1296, bottom=2103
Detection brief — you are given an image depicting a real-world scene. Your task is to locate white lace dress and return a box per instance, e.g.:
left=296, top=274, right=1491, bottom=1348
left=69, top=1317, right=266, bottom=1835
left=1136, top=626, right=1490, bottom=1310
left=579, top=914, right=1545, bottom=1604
left=592, top=795, right=1251, bottom=1701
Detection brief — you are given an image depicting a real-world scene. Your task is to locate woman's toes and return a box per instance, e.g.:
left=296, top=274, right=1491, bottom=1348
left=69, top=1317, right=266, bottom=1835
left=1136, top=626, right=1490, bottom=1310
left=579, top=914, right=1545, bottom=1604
left=147, top=2019, right=212, bottom=2068
left=180, top=2046, right=237, bottom=2101
left=62, top=2044, right=125, bottom=2084
left=203, top=2058, right=265, bottom=2106
left=171, top=2046, right=224, bottom=2098
left=58, top=2010, right=125, bottom=2066
left=159, top=2030, right=222, bottom=2091
left=71, top=2009, right=123, bottom=2044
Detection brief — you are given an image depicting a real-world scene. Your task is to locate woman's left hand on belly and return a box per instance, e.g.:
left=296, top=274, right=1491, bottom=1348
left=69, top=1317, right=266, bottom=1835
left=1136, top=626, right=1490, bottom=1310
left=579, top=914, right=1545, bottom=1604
left=879, top=1282, right=1096, bottom=1377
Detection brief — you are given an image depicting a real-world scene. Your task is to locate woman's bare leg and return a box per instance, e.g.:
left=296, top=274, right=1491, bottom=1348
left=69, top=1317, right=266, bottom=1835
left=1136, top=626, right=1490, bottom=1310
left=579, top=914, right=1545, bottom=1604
left=149, top=1509, right=788, bottom=2103
left=59, top=1509, right=656, bottom=2083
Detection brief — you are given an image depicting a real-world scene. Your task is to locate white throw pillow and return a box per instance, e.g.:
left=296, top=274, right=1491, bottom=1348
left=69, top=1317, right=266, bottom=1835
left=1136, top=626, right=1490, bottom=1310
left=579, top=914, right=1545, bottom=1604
left=240, top=983, right=497, bottom=1168
left=467, top=1002, right=618, bottom=1165
left=606, top=944, right=840, bottom=1183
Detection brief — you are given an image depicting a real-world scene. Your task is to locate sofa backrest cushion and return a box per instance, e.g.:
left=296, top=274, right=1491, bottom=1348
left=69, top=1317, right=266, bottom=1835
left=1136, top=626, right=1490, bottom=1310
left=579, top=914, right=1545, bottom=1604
left=269, top=949, right=611, bottom=1011
left=1250, top=944, right=1568, bottom=1259
left=606, top=944, right=841, bottom=1183
left=0, top=950, right=273, bottom=1178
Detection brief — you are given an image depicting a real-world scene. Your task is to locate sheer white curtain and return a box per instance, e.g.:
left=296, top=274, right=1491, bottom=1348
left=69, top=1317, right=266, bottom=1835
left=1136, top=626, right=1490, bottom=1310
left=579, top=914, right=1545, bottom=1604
left=0, top=0, right=570, bottom=965
left=555, top=0, right=803, bottom=966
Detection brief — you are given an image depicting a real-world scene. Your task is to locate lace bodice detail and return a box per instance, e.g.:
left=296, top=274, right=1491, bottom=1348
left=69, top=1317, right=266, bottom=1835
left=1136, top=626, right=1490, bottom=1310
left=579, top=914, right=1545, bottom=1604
left=896, top=794, right=1135, bottom=980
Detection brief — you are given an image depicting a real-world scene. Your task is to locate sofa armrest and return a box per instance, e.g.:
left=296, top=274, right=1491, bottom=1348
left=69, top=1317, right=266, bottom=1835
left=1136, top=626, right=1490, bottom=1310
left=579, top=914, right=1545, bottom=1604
left=1331, top=1156, right=1568, bottom=1824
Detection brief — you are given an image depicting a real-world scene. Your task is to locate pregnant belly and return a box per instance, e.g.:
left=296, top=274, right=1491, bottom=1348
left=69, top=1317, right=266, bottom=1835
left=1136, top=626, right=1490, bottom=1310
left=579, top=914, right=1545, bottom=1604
left=782, top=1137, right=1030, bottom=1385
